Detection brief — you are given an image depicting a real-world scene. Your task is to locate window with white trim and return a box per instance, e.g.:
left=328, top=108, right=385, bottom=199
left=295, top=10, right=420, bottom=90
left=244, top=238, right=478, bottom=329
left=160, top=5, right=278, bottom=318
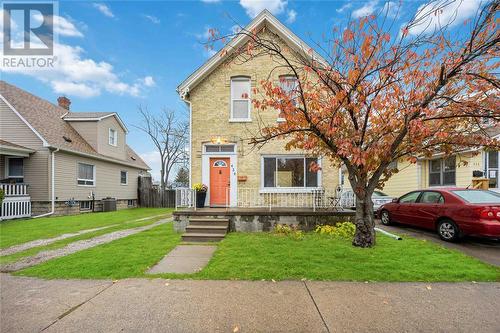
left=204, top=145, right=235, bottom=153
left=109, top=128, right=117, bottom=146
left=277, top=75, right=299, bottom=122
left=429, top=156, right=456, bottom=186
left=263, top=156, right=319, bottom=188
left=80, top=200, right=93, bottom=211
left=120, top=170, right=128, bottom=185
left=6, top=157, right=24, bottom=180
left=77, top=163, right=95, bottom=186
left=230, top=77, right=251, bottom=121
left=484, top=150, right=499, bottom=188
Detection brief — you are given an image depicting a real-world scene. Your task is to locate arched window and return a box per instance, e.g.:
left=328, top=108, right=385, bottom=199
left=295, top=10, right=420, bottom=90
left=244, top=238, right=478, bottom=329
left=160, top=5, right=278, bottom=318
left=213, top=160, right=227, bottom=167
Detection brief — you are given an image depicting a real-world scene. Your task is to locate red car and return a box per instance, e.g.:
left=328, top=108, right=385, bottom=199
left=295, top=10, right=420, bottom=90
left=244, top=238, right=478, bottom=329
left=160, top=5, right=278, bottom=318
left=378, top=188, right=500, bottom=242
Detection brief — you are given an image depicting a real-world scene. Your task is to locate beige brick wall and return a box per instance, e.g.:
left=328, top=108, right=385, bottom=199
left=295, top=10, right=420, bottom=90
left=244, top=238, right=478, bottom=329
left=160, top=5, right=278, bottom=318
left=188, top=30, right=339, bottom=195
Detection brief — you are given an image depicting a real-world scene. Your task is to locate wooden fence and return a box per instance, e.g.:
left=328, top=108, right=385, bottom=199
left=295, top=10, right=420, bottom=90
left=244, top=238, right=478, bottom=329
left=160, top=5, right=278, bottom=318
left=138, top=177, right=176, bottom=208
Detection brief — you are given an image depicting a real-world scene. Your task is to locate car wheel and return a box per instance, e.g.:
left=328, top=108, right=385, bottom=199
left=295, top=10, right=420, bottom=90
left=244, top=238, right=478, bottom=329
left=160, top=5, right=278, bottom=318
left=380, top=210, right=392, bottom=226
left=437, top=219, right=461, bottom=242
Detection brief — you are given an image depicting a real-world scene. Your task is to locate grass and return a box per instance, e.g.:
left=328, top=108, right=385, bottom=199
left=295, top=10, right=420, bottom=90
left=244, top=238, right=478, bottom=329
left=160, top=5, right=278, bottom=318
left=0, top=208, right=170, bottom=249
left=0, top=216, right=167, bottom=265
left=17, top=223, right=180, bottom=279
left=17, top=226, right=500, bottom=282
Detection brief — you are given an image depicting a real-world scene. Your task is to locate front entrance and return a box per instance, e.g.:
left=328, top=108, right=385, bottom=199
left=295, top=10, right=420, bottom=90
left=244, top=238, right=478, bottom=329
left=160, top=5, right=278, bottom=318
left=210, top=158, right=230, bottom=206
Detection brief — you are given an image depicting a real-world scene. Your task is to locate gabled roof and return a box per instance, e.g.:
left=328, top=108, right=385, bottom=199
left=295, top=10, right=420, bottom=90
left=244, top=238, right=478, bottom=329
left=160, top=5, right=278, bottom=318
left=177, top=9, right=327, bottom=98
left=0, top=80, right=149, bottom=170
left=63, top=111, right=129, bottom=133
left=0, top=139, right=35, bottom=157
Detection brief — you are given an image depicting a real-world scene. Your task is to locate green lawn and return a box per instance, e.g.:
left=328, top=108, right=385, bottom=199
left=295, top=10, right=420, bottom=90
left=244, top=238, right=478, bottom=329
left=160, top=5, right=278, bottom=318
left=17, top=225, right=500, bottom=282
left=0, top=208, right=170, bottom=249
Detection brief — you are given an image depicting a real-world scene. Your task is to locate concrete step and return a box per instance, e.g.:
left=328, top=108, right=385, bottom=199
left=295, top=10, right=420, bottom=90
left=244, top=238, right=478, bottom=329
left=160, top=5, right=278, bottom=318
left=181, top=233, right=226, bottom=242
left=188, top=218, right=229, bottom=227
left=185, top=225, right=228, bottom=234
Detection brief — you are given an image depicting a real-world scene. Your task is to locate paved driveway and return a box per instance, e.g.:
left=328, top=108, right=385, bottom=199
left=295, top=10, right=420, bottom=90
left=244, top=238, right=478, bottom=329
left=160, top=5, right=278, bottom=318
left=376, top=221, right=500, bottom=266
left=1, top=274, right=499, bottom=333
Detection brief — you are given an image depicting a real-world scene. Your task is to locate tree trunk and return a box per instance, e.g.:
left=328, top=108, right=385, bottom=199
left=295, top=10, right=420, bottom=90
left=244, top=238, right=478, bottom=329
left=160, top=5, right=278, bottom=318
left=352, top=192, right=376, bottom=247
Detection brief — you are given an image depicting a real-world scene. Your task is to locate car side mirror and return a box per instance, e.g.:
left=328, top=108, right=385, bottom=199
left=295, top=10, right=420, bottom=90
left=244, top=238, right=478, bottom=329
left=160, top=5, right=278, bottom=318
left=392, top=198, right=399, bottom=203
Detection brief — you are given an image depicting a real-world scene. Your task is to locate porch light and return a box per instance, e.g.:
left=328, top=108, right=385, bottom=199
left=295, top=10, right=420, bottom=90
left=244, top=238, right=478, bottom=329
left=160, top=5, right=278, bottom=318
left=211, top=136, right=227, bottom=145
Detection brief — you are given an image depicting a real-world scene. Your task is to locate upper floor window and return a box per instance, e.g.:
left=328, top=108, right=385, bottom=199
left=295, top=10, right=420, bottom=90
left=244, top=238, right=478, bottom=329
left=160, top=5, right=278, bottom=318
left=77, top=163, right=95, bottom=186
left=6, top=157, right=24, bottom=181
left=230, top=77, right=251, bottom=121
left=120, top=170, right=128, bottom=185
left=278, top=75, right=299, bottom=122
left=109, top=128, right=117, bottom=146
left=429, top=156, right=456, bottom=186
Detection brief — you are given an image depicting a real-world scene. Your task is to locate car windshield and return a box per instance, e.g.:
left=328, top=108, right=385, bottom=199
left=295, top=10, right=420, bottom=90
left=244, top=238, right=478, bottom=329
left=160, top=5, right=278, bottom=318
left=373, top=191, right=388, bottom=197
left=451, top=190, right=500, bottom=203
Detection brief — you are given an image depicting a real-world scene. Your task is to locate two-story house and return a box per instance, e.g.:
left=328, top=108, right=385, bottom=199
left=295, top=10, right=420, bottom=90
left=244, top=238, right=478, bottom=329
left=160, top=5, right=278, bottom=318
left=177, top=10, right=340, bottom=208
left=0, top=81, right=149, bottom=218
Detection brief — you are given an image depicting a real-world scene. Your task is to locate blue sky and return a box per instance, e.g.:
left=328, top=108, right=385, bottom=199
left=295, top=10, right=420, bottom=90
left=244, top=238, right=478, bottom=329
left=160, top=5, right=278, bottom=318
left=1, top=0, right=482, bottom=180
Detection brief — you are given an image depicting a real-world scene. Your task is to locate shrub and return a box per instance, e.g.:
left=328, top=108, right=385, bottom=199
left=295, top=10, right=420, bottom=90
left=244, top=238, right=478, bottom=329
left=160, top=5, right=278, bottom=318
left=273, top=224, right=304, bottom=240
left=0, top=188, right=4, bottom=204
left=314, top=222, right=356, bottom=239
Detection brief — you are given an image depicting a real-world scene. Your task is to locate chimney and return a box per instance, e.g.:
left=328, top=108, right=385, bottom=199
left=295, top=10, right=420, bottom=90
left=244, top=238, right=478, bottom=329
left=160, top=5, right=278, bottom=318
left=57, top=96, right=71, bottom=110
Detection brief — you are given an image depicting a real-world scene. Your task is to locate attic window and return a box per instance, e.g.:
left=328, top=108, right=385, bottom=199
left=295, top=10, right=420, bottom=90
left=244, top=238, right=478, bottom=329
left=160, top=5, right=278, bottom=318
left=63, top=136, right=72, bottom=142
left=131, top=156, right=136, bottom=161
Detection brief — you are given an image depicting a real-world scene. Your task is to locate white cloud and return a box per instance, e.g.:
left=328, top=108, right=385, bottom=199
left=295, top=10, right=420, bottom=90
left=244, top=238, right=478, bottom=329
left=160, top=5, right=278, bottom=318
left=286, top=9, right=297, bottom=24
left=352, top=0, right=379, bottom=19
left=2, top=42, right=153, bottom=98
left=231, top=25, right=242, bottom=34
left=33, top=14, right=83, bottom=37
left=142, top=76, right=156, bottom=87
left=336, top=3, right=352, bottom=13
left=93, top=3, right=114, bottom=18
left=143, top=14, right=160, bottom=24
left=239, top=0, right=288, bottom=18
left=407, top=0, right=482, bottom=36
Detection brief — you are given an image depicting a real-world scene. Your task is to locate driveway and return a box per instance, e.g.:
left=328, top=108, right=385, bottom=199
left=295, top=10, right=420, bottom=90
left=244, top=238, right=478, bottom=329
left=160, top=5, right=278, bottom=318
left=376, top=221, right=500, bottom=266
left=1, top=274, right=499, bottom=332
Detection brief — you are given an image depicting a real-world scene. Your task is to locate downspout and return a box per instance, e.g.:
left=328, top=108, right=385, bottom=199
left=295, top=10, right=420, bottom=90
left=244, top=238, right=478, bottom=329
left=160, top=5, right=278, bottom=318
left=32, top=148, right=59, bottom=218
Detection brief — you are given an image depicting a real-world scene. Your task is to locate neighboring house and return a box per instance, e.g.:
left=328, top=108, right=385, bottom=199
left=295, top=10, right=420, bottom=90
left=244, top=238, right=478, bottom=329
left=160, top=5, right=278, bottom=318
left=0, top=81, right=149, bottom=218
left=177, top=10, right=340, bottom=207
left=341, top=125, right=500, bottom=197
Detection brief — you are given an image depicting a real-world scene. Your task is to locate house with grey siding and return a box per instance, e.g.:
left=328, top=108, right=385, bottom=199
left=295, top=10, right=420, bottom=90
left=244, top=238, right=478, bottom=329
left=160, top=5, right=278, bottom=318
left=0, top=81, right=149, bottom=218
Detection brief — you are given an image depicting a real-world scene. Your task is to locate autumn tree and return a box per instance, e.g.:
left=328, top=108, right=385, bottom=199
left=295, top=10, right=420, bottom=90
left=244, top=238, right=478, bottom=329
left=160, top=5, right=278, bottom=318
left=135, top=107, right=189, bottom=190
left=210, top=0, right=500, bottom=247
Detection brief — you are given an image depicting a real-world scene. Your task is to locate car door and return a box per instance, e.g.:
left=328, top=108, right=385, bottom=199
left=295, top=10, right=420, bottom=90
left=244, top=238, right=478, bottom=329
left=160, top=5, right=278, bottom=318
left=411, top=191, right=445, bottom=229
left=391, top=191, right=422, bottom=224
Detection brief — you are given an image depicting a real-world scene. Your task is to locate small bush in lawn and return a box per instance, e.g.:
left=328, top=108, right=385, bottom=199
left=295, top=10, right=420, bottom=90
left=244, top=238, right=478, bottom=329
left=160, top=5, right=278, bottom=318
left=273, top=224, right=304, bottom=240
left=315, top=222, right=356, bottom=239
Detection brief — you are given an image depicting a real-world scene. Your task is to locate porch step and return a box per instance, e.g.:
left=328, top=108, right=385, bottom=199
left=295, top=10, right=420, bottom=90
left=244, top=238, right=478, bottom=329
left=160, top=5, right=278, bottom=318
left=185, top=225, right=228, bottom=234
left=188, top=218, right=229, bottom=227
left=181, top=233, right=227, bottom=242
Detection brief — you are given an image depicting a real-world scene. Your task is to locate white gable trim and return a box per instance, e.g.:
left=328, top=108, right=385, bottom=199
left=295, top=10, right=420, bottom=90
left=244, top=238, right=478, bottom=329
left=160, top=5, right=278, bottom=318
left=0, top=94, right=49, bottom=147
left=177, top=9, right=327, bottom=97
left=64, top=113, right=128, bottom=133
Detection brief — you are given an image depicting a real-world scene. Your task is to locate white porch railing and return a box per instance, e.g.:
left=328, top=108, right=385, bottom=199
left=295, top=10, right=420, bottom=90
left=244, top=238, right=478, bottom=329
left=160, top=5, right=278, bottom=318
left=175, top=188, right=195, bottom=209
left=0, top=184, right=31, bottom=220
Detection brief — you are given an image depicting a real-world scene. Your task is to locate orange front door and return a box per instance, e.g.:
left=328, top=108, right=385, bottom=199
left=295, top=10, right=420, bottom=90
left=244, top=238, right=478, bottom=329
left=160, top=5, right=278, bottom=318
left=210, top=158, right=230, bottom=206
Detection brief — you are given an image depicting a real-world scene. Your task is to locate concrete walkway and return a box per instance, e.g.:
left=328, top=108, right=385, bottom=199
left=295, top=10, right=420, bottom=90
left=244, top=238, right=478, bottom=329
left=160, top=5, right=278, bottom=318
left=0, top=218, right=172, bottom=272
left=1, top=274, right=499, bottom=333
left=147, top=245, right=217, bottom=274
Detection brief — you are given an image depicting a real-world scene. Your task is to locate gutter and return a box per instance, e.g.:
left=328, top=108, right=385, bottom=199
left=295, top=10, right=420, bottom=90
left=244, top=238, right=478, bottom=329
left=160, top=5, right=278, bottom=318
left=32, top=148, right=59, bottom=218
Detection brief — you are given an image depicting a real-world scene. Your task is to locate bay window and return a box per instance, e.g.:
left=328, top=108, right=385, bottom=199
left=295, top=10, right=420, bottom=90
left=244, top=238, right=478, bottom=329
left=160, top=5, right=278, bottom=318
left=230, top=77, right=251, bottom=121
left=429, top=156, right=456, bottom=186
left=262, top=156, right=319, bottom=189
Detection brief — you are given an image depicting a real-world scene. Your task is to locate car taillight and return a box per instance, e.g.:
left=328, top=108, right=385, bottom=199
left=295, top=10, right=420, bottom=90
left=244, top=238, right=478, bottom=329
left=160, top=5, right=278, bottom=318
left=475, top=207, right=500, bottom=220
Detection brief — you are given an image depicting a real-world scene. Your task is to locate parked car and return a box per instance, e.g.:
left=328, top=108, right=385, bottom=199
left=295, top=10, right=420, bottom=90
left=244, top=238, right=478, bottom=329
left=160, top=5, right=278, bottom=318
left=342, top=190, right=394, bottom=212
left=378, top=188, right=500, bottom=242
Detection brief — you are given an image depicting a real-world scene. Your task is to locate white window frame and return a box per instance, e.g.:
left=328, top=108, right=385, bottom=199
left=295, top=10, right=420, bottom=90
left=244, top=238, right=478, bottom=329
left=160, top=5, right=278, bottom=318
left=109, top=128, right=117, bottom=146
left=277, top=75, right=298, bottom=123
left=5, top=157, right=24, bottom=179
left=77, top=162, right=96, bottom=187
left=79, top=200, right=93, bottom=211
left=230, top=76, right=251, bottom=122
left=428, top=156, right=456, bottom=187
left=120, top=170, right=128, bottom=185
left=484, top=150, right=499, bottom=189
left=260, top=155, right=322, bottom=193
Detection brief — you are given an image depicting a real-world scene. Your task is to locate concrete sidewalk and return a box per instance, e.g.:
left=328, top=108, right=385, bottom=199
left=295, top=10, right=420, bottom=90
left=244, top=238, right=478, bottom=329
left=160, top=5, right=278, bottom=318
left=1, top=274, right=499, bottom=333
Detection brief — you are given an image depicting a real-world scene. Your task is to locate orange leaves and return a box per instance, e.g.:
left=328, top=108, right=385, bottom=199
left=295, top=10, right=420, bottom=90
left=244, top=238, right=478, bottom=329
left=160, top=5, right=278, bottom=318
left=343, top=29, right=355, bottom=42
left=401, top=27, right=409, bottom=37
